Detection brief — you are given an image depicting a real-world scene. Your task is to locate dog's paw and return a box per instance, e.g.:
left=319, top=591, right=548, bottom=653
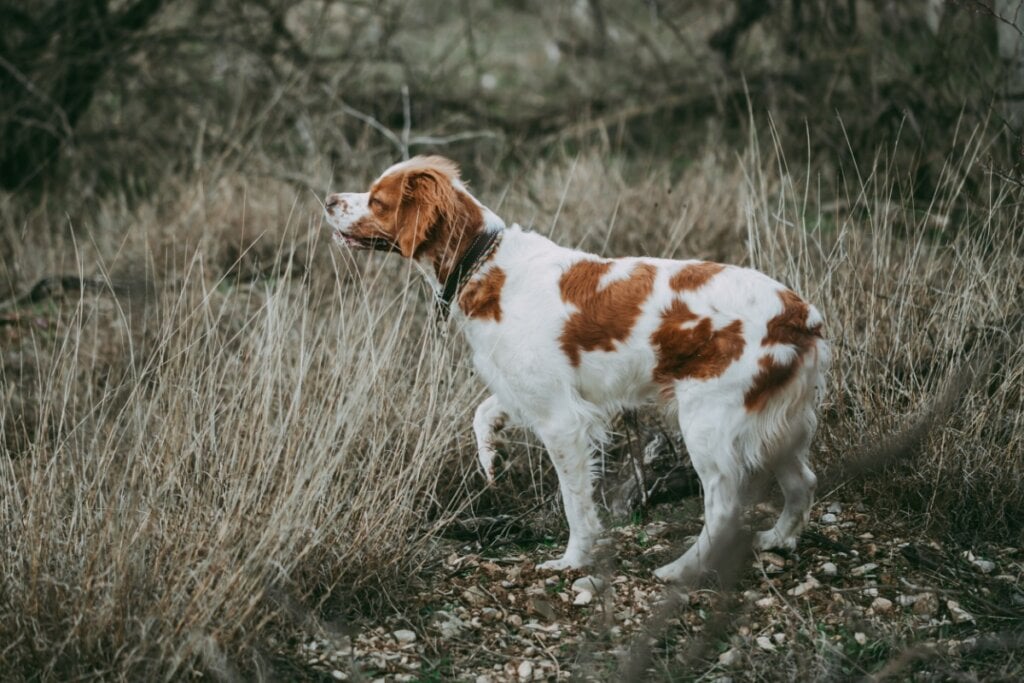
left=753, top=529, right=798, bottom=553
left=476, top=446, right=498, bottom=485
left=653, top=561, right=700, bottom=585
left=537, top=555, right=589, bottom=572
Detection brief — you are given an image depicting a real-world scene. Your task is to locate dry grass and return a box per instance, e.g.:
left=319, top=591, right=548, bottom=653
left=1, top=123, right=1021, bottom=678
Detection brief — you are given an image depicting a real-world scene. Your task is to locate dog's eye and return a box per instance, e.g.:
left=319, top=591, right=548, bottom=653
left=369, top=197, right=384, bottom=211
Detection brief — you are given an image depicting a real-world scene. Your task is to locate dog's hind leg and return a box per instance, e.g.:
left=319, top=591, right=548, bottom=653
left=655, top=401, right=746, bottom=585
left=753, top=419, right=817, bottom=552
left=473, top=395, right=508, bottom=484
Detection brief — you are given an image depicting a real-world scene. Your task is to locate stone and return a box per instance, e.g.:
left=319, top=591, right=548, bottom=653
left=517, top=661, right=533, bottom=680
left=572, top=576, right=606, bottom=594
left=529, top=597, right=556, bottom=621
left=572, top=590, right=593, bottom=606
left=755, top=596, right=776, bottom=609
left=787, top=575, right=821, bottom=597
left=718, top=648, right=741, bottom=667
left=947, top=600, right=975, bottom=623
left=331, top=671, right=347, bottom=681
left=435, top=615, right=465, bottom=639
left=462, top=586, right=489, bottom=606
left=913, top=593, right=939, bottom=616
left=971, top=558, right=996, bottom=574
left=821, top=562, right=838, bottom=577
left=755, top=636, right=776, bottom=651
left=871, top=597, right=893, bottom=613
left=854, top=632, right=867, bottom=645
left=827, top=502, right=843, bottom=514
left=391, top=629, right=416, bottom=644
left=820, top=513, right=838, bottom=525
left=850, top=563, right=878, bottom=577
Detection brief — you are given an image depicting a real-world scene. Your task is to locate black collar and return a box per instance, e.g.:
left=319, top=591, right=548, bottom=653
left=437, top=229, right=503, bottom=319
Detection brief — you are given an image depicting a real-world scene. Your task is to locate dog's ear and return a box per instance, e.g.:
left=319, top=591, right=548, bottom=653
left=395, top=166, right=460, bottom=258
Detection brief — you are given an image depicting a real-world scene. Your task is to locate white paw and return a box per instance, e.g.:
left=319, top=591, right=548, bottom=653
left=477, top=446, right=497, bottom=484
left=654, top=561, right=700, bottom=584
left=754, top=530, right=797, bottom=552
left=537, top=554, right=590, bottom=572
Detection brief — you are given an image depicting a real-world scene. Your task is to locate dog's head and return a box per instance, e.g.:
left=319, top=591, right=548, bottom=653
left=324, top=156, right=484, bottom=266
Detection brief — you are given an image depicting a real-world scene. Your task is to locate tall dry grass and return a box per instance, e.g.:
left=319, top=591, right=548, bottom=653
left=0, top=173, right=485, bottom=677
left=1, top=126, right=1021, bottom=677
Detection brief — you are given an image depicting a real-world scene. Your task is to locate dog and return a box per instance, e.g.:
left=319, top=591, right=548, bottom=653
left=324, top=156, right=829, bottom=583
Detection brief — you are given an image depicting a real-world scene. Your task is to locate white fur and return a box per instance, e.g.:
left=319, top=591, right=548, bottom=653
left=325, top=163, right=830, bottom=583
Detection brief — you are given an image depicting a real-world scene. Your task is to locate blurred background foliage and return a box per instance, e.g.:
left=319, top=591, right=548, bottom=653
left=1, top=0, right=1020, bottom=200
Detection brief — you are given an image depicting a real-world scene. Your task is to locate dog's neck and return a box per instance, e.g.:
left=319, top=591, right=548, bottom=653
left=417, top=194, right=506, bottom=294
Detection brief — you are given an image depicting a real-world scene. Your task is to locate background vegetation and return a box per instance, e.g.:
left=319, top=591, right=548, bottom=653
left=1, top=0, right=1021, bottom=679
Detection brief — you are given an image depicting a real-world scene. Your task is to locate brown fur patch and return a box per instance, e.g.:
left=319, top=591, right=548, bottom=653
left=744, top=289, right=823, bottom=412
left=369, top=158, right=485, bottom=283
left=559, top=261, right=657, bottom=367
left=651, top=300, right=745, bottom=384
left=669, top=262, right=725, bottom=291
left=459, top=266, right=506, bottom=322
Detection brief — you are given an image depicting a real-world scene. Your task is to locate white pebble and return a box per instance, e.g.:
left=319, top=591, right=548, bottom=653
left=391, top=629, right=416, bottom=644
left=572, top=590, right=593, bottom=606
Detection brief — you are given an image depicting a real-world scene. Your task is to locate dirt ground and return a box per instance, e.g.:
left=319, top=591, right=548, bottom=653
left=279, top=499, right=1024, bottom=681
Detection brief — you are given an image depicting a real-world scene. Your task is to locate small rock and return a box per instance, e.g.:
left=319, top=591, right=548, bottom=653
left=463, top=586, right=489, bottom=606
left=913, top=593, right=939, bottom=616
left=573, top=590, right=593, bottom=606
left=971, top=558, right=996, bottom=574
left=718, top=647, right=741, bottom=667
left=530, top=597, right=556, bottom=621
left=759, top=551, right=786, bottom=568
left=480, top=607, right=501, bottom=622
left=755, top=635, right=776, bottom=651
left=475, top=676, right=492, bottom=683
left=331, top=671, right=347, bottom=681
left=896, top=594, right=918, bottom=607
left=850, top=563, right=878, bottom=577
left=863, top=587, right=878, bottom=598
left=821, top=562, right=838, bottom=577
left=827, top=502, right=843, bottom=514
left=506, top=614, right=523, bottom=627
left=391, top=629, right=416, bottom=644
left=517, top=661, right=533, bottom=680
left=871, top=597, right=893, bottom=613
left=787, top=575, right=821, bottom=597
left=947, top=600, right=975, bottom=623
left=772, top=633, right=786, bottom=645
left=854, top=632, right=867, bottom=646
left=572, top=576, right=606, bottom=594
left=820, top=513, right=838, bottom=525
left=433, top=612, right=465, bottom=639
left=755, top=596, right=776, bottom=609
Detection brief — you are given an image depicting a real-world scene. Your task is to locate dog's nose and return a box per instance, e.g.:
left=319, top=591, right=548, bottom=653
left=325, top=194, right=341, bottom=212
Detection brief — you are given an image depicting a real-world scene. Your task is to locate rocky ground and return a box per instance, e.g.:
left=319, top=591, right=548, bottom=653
left=279, top=500, right=1023, bottom=681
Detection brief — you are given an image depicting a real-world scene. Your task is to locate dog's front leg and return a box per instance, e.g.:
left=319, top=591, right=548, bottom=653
left=473, top=395, right=508, bottom=484
left=535, top=424, right=602, bottom=571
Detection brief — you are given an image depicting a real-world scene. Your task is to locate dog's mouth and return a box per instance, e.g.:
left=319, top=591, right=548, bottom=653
left=333, top=232, right=396, bottom=252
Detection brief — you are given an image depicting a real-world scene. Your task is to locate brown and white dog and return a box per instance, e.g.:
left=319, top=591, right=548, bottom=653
left=324, top=156, right=829, bottom=583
